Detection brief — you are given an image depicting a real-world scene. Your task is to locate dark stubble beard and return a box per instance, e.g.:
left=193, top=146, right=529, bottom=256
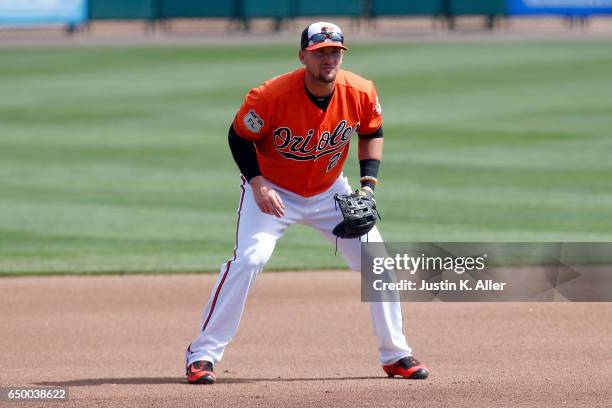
left=318, top=70, right=336, bottom=84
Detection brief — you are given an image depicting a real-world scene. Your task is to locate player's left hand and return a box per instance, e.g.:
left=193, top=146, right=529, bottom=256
left=332, top=189, right=378, bottom=239
left=357, top=186, right=375, bottom=200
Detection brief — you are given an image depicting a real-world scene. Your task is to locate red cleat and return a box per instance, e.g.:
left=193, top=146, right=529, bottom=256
left=383, top=356, right=429, bottom=379
left=186, top=360, right=216, bottom=384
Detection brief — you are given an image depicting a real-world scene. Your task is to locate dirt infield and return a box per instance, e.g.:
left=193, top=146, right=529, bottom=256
left=1, top=271, right=610, bottom=407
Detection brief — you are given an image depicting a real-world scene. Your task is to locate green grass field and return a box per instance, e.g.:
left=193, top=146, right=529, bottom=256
left=1, top=40, right=611, bottom=275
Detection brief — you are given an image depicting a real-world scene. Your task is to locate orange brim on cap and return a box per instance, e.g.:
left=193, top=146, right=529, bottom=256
left=305, top=41, right=348, bottom=51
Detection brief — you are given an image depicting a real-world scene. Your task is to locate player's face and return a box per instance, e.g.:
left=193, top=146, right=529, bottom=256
left=301, top=47, right=343, bottom=84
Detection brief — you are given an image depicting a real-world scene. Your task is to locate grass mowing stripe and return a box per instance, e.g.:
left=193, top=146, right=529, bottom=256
left=1, top=41, right=611, bottom=275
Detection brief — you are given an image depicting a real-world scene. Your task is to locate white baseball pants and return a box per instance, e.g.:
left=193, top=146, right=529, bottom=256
left=186, top=175, right=412, bottom=366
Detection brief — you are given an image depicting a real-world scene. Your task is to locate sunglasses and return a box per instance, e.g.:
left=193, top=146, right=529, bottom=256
left=308, top=31, right=344, bottom=46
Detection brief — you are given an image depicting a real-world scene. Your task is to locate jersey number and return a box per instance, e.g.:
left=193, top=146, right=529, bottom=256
left=327, top=152, right=342, bottom=172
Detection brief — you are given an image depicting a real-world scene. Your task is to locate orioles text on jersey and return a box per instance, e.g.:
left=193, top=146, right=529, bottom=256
left=273, top=119, right=358, bottom=161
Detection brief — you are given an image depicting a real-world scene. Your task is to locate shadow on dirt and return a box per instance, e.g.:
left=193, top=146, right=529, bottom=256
left=35, top=376, right=384, bottom=386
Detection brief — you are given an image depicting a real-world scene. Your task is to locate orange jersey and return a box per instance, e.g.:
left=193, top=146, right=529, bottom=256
left=232, top=68, right=382, bottom=197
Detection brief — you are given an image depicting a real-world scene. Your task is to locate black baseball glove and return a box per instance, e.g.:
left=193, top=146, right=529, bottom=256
left=332, top=189, right=379, bottom=239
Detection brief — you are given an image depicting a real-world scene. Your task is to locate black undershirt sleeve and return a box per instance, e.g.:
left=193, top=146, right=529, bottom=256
left=358, top=125, right=383, bottom=191
left=228, top=124, right=261, bottom=181
left=359, top=159, right=380, bottom=190
left=358, top=125, right=384, bottom=139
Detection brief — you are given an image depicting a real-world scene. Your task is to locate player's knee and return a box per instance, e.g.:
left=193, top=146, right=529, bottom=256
left=242, top=252, right=270, bottom=269
left=236, top=240, right=275, bottom=270
left=236, top=234, right=276, bottom=270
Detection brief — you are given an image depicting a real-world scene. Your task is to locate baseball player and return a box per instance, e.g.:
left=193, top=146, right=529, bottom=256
left=185, top=22, right=429, bottom=384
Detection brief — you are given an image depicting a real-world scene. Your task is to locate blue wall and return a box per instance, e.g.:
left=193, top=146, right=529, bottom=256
left=0, top=0, right=87, bottom=26
left=509, top=0, right=612, bottom=16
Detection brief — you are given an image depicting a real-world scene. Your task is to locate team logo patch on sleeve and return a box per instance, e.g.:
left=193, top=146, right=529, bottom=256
left=374, top=96, right=382, bottom=115
left=243, top=109, right=264, bottom=133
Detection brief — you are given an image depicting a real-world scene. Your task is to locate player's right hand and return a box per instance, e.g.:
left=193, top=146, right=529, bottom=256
left=249, top=176, right=285, bottom=218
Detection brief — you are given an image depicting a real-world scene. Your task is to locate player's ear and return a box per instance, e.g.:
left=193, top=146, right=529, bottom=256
left=298, top=50, right=306, bottom=65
